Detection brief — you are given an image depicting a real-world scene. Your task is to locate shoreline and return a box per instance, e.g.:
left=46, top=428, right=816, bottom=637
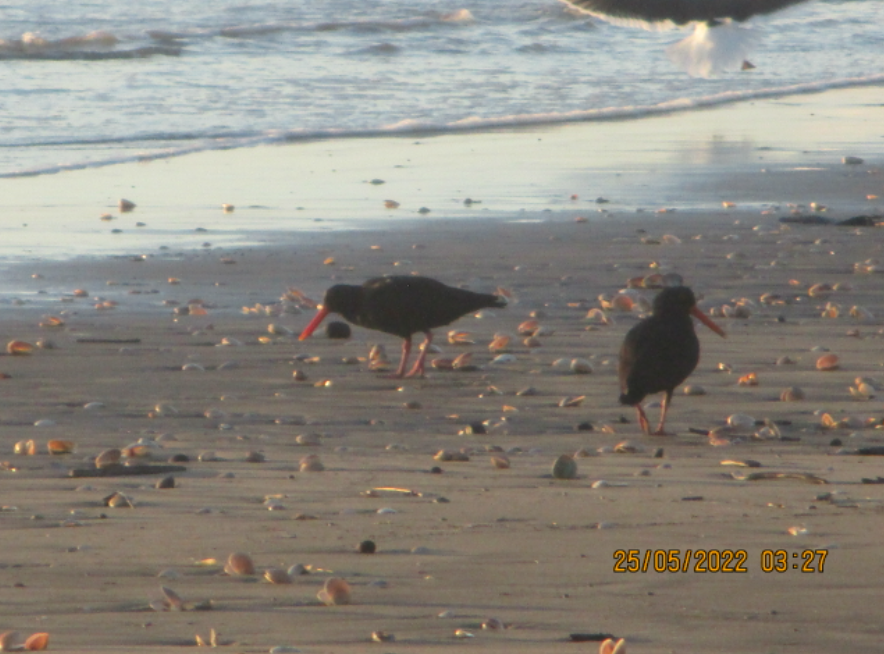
left=0, top=84, right=881, bottom=271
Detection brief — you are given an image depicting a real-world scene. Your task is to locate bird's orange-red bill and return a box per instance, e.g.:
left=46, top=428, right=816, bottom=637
left=690, top=306, right=726, bottom=338
left=299, top=307, right=330, bottom=340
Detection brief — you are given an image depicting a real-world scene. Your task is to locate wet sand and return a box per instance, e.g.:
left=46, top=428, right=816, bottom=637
left=1, top=88, right=884, bottom=653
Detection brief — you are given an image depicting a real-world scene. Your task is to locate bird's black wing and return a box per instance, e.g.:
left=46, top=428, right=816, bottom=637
left=561, top=0, right=808, bottom=25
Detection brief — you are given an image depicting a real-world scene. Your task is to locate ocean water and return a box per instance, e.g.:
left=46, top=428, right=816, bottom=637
left=1, top=0, right=882, bottom=178
left=0, top=0, right=881, bottom=269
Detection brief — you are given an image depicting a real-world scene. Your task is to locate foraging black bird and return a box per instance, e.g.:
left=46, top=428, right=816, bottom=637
left=560, top=0, right=811, bottom=77
left=618, top=286, right=726, bottom=435
left=299, top=276, right=506, bottom=378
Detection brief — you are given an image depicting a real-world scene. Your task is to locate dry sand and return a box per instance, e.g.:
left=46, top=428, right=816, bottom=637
left=1, top=89, right=884, bottom=653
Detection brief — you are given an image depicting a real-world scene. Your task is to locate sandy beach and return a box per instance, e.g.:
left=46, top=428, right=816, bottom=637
left=1, top=87, right=884, bottom=653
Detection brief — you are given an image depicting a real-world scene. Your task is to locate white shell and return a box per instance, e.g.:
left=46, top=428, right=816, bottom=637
left=726, top=414, right=756, bottom=430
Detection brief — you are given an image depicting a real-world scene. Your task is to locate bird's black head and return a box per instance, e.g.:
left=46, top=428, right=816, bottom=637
left=322, top=284, right=363, bottom=321
left=653, top=286, right=697, bottom=317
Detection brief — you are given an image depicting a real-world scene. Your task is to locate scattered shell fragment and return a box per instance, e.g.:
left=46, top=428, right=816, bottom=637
left=225, top=552, right=256, bottom=576
left=490, top=455, right=510, bottom=469
left=488, top=334, right=511, bottom=352
left=727, top=414, right=756, bottom=431
left=104, top=491, right=135, bottom=508
left=317, top=577, right=351, bottom=606
left=119, top=198, right=136, bottom=212
left=194, top=628, right=218, bottom=647
left=46, top=439, right=75, bottom=455
left=371, top=631, right=395, bottom=643
left=599, top=638, right=627, bottom=654
left=448, top=330, right=475, bottom=345
left=299, top=454, right=325, bottom=472
left=14, top=440, right=37, bottom=455
left=264, top=568, right=292, bottom=585
left=787, top=526, right=809, bottom=536
left=683, top=384, right=706, bottom=396
left=780, top=387, right=805, bottom=402
left=614, top=441, right=642, bottom=454
left=161, top=585, right=184, bottom=611
left=849, top=381, right=876, bottom=400
left=6, top=341, right=34, bottom=356
left=737, top=372, right=758, bottom=387
left=558, top=396, right=585, bottom=408
left=570, top=358, right=593, bottom=374
left=552, top=454, right=578, bottom=480
left=94, top=448, right=123, bottom=468
left=816, top=354, right=840, bottom=371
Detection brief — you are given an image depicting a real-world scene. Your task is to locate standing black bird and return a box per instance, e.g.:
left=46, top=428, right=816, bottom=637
left=299, top=276, right=506, bottom=378
left=618, top=286, right=725, bottom=435
left=560, top=0, right=811, bottom=77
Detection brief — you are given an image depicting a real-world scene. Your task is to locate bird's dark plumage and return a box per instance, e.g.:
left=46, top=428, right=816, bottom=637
left=561, top=0, right=811, bottom=77
left=563, top=0, right=808, bottom=26
left=618, top=286, right=725, bottom=435
left=299, top=276, right=506, bottom=377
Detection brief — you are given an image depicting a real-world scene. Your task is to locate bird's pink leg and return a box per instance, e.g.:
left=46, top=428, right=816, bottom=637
left=391, top=337, right=412, bottom=378
left=404, top=331, right=432, bottom=378
left=651, top=391, right=673, bottom=436
left=635, top=404, right=651, bottom=435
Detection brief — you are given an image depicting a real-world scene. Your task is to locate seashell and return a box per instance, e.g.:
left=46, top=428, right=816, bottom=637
left=737, top=372, right=758, bottom=386
left=599, top=637, right=627, bottom=654
left=482, top=617, right=505, bottom=630
left=807, top=283, right=833, bottom=298
left=222, top=203, right=235, bottom=213
left=299, top=454, right=324, bottom=472
left=23, top=633, right=50, bottom=651
left=780, top=387, right=805, bottom=402
left=292, top=369, right=308, bottom=381
left=727, top=414, right=756, bottom=431
left=244, top=451, right=265, bottom=463
left=523, top=336, right=542, bottom=347
left=490, top=354, right=517, bottom=365
left=317, top=577, right=351, bottom=606
left=119, top=198, right=136, bottom=212
left=570, top=358, right=593, bottom=374
left=181, top=362, right=205, bottom=372
left=72, top=288, right=89, bottom=297
left=683, top=384, right=705, bottom=396
left=816, top=354, right=840, bottom=371
left=584, top=308, right=610, bottom=324
left=490, top=455, right=510, bottom=469
left=776, top=356, right=796, bottom=365
left=371, top=631, right=395, bottom=643
left=94, top=448, right=123, bottom=468
left=614, top=441, right=643, bottom=454
left=105, top=491, right=134, bottom=508
left=431, top=357, right=454, bottom=370
left=194, top=629, right=218, bottom=647
left=267, top=323, right=293, bottom=336
left=46, top=439, right=75, bottom=455
left=551, top=454, right=578, bottom=480
left=264, top=568, right=292, bottom=584
left=849, top=382, right=875, bottom=400
left=33, top=419, right=55, bottom=428
left=517, top=320, right=540, bottom=336
left=295, top=433, right=321, bottom=446
left=6, top=341, right=34, bottom=355
left=0, top=631, right=25, bottom=652
left=452, top=352, right=476, bottom=371
left=488, top=334, right=511, bottom=352
left=558, top=396, right=585, bottom=408
left=849, top=305, right=874, bottom=320
left=14, top=440, right=36, bottom=455
left=384, top=200, right=400, bottom=209
left=152, top=403, right=179, bottom=417
left=610, top=294, right=634, bottom=312
left=225, top=552, right=256, bottom=576
left=161, top=585, right=184, bottom=611
left=787, top=526, right=808, bottom=536
left=821, top=303, right=840, bottom=318
left=38, top=316, right=65, bottom=329
left=83, top=401, right=105, bottom=410
left=434, top=450, right=469, bottom=462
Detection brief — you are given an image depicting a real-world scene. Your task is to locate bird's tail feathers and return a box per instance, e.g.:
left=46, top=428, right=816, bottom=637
left=666, top=20, right=760, bottom=78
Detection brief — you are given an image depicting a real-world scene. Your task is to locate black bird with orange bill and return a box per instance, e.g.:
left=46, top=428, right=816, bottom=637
left=618, top=286, right=725, bottom=435
left=299, top=275, right=506, bottom=378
